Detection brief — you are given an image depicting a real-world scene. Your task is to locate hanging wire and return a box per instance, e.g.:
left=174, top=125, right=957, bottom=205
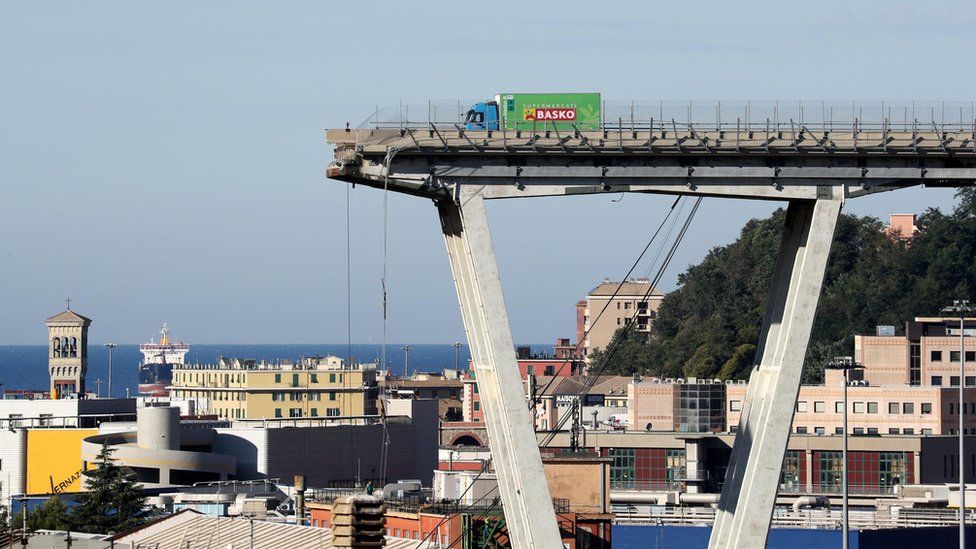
left=529, top=196, right=684, bottom=409
left=539, top=196, right=704, bottom=448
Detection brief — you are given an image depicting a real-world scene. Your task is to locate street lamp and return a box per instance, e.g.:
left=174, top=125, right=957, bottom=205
left=826, top=356, right=863, bottom=549
left=93, top=379, right=104, bottom=399
left=453, top=341, right=463, bottom=371
left=104, top=343, right=117, bottom=399
left=943, top=299, right=974, bottom=547
left=401, top=345, right=412, bottom=378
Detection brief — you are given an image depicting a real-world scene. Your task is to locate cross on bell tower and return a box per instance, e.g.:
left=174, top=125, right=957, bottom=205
left=46, top=305, right=92, bottom=398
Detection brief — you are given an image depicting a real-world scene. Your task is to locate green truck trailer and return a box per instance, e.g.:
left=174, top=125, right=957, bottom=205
left=463, top=92, right=601, bottom=131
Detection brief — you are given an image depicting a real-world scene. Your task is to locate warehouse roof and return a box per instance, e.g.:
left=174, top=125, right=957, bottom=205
left=107, top=509, right=431, bottom=548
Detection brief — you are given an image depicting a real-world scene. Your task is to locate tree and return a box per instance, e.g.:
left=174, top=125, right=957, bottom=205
left=68, top=442, right=147, bottom=534
left=589, top=190, right=976, bottom=382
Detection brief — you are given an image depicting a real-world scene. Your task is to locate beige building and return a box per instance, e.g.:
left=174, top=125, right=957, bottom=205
left=170, top=356, right=378, bottom=420
left=856, top=316, right=976, bottom=387
left=580, top=278, right=664, bottom=359
left=627, top=374, right=976, bottom=437
left=727, top=373, right=976, bottom=436
left=46, top=308, right=91, bottom=398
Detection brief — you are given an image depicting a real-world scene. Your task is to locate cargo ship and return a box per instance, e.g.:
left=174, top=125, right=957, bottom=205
left=138, top=323, right=189, bottom=396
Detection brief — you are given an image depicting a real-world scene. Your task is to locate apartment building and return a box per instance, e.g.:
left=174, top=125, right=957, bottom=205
left=170, top=356, right=378, bottom=420
left=579, top=278, right=664, bottom=359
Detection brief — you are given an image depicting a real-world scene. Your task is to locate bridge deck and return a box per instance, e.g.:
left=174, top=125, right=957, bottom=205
left=327, top=128, right=976, bottom=202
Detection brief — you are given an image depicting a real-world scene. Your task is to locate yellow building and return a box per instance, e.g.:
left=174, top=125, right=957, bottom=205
left=170, top=357, right=378, bottom=420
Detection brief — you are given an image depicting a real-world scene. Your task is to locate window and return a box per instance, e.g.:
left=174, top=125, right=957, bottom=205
left=968, top=351, right=976, bottom=362
left=889, top=428, right=900, bottom=434
left=904, top=428, right=914, bottom=435
left=814, top=426, right=825, bottom=435
left=903, top=402, right=915, bottom=414
left=867, top=402, right=879, bottom=414
left=835, top=427, right=844, bottom=434
left=274, top=408, right=282, bottom=418
left=473, top=402, right=480, bottom=411
left=835, top=402, right=844, bottom=413
left=310, top=374, right=318, bottom=383
left=730, top=400, right=742, bottom=412
left=310, top=408, right=318, bottom=417
left=327, top=408, right=340, bottom=417
left=950, top=403, right=955, bottom=415
left=867, top=427, right=879, bottom=434
left=274, top=373, right=281, bottom=383
left=921, top=428, right=932, bottom=435
left=932, top=350, right=943, bottom=362
left=879, top=452, right=908, bottom=489
left=292, top=374, right=300, bottom=387
left=932, top=376, right=943, bottom=386
left=853, top=402, right=865, bottom=413
left=624, top=302, right=631, bottom=310
left=818, top=451, right=843, bottom=491
left=888, top=402, right=900, bottom=414
left=781, top=450, right=801, bottom=492
left=921, top=402, right=933, bottom=414
left=853, top=427, right=865, bottom=434
left=796, top=401, right=808, bottom=413
left=968, top=376, right=976, bottom=387
left=796, top=426, right=808, bottom=434
left=329, top=373, right=336, bottom=383
left=329, top=392, right=336, bottom=401
left=814, top=401, right=825, bottom=413
left=609, top=449, right=636, bottom=489
left=289, top=408, right=303, bottom=418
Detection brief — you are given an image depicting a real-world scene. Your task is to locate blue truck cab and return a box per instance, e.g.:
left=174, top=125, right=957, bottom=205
left=463, top=101, right=499, bottom=131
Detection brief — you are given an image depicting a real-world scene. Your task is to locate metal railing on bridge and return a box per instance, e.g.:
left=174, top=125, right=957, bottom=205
left=361, top=99, right=976, bottom=135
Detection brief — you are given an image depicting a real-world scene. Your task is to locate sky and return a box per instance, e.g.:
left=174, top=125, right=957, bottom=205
left=1, top=1, right=973, bottom=345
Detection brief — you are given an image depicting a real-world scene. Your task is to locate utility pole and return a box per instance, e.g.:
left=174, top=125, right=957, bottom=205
left=453, top=341, right=462, bottom=370
left=826, top=356, right=863, bottom=549
left=19, top=496, right=27, bottom=548
left=104, top=343, right=117, bottom=398
left=944, top=299, right=974, bottom=549
left=401, top=345, right=412, bottom=378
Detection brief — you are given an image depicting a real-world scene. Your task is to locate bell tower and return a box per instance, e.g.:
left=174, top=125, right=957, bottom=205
left=46, top=303, right=92, bottom=398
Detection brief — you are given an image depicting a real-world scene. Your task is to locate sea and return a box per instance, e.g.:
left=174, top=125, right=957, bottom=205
left=0, top=343, right=549, bottom=397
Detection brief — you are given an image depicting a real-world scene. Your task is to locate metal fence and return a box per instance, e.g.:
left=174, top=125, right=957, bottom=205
left=612, top=504, right=976, bottom=530
left=359, top=100, right=976, bottom=134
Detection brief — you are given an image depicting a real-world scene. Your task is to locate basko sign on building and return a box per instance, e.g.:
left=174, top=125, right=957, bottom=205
left=498, top=93, right=601, bottom=131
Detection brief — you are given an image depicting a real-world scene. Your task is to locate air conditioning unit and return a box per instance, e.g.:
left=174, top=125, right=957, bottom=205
left=676, top=378, right=686, bottom=384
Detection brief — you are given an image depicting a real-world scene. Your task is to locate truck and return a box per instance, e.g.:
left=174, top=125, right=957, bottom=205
left=463, top=92, right=601, bottom=132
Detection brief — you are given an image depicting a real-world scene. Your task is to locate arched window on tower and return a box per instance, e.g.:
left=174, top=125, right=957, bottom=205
left=69, top=337, right=78, bottom=358
left=52, top=337, right=61, bottom=358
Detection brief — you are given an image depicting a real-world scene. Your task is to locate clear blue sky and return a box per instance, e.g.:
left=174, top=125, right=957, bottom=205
left=1, top=1, right=971, bottom=345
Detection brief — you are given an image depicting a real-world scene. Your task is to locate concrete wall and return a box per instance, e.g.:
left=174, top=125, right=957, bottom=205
left=543, top=456, right=609, bottom=514
left=0, top=429, right=27, bottom=497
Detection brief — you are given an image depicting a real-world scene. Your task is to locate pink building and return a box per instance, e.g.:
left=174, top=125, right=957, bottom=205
left=884, top=213, right=918, bottom=240
left=856, top=316, right=976, bottom=387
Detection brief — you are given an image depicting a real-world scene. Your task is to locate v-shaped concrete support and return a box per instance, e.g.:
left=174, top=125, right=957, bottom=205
left=437, top=188, right=563, bottom=549
left=709, top=194, right=843, bottom=549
